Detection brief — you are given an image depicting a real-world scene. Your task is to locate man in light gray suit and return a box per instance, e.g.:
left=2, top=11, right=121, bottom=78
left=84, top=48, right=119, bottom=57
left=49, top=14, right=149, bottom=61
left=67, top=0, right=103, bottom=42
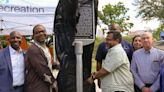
left=0, top=31, right=25, bottom=92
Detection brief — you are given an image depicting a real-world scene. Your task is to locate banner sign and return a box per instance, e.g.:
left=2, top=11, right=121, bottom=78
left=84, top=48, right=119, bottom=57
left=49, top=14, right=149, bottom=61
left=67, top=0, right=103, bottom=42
left=0, top=0, right=59, bottom=35
left=0, top=5, right=55, bottom=16
left=0, top=0, right=95, bottom=45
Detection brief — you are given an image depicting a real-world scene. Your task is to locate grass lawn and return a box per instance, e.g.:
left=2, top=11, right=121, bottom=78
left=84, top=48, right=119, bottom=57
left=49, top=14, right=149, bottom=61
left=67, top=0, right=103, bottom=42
left=91, top=59, right=97, bottom=72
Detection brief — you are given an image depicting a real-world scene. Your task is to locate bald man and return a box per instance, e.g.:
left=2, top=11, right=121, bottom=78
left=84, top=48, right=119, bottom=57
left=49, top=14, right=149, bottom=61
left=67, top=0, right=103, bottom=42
left=0, top=31, right=25, bottom=92
left=109, top=23, right=123, bottom=32
left=25, top=24, right=57, bottom=92
left=131, top=32, right=164, bottom=92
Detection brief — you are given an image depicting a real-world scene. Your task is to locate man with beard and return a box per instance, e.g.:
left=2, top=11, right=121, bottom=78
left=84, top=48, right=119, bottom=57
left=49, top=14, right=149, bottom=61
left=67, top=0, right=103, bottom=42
left=25, top=24, right=57, bottom=92
left=95, top=23, right=133, bottom=88
left=88, top=31, right=134, bottom=92
left=0, top=31, right=25, bottom=92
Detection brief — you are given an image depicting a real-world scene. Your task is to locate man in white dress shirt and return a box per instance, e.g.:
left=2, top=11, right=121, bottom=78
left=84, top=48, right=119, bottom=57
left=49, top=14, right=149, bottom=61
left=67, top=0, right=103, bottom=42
left=0, top=31, right=25, bottom=92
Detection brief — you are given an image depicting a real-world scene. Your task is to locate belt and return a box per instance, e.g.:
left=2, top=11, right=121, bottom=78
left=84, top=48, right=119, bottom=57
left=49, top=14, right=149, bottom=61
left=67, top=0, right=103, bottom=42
left=13, top=85, right=24, bottom=89
left=145, top=83, right=152, bottom=87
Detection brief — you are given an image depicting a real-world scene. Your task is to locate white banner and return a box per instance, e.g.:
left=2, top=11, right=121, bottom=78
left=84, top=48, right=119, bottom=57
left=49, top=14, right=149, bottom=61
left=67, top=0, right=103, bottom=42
left=0, top=0, right=59, bottom=35
left=0, top=5, right=55, bottom=16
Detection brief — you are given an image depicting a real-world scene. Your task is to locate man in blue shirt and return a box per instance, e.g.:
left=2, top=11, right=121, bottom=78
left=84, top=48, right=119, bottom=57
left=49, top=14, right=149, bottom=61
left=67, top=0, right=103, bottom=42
left=131, top=32, right=164, bottom=92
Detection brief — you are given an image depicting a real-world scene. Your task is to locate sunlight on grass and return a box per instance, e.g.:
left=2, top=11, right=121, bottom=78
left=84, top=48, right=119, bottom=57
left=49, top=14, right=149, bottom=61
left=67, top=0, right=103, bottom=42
left=91, top=59, right=97, bottom=72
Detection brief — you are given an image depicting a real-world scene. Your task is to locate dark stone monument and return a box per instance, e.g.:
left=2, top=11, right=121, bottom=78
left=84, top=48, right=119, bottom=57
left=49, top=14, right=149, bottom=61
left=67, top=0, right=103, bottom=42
left=53, top=0, right=98, bottom=92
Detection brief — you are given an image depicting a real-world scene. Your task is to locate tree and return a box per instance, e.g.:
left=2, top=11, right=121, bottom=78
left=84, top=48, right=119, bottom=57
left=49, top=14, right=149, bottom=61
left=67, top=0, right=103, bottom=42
left=134, top=0, right=164, bottom=41
left=0, top=35, right=7, bottom=48
left=153, top=24, right=164, bottom=41
left=134, top=0, right=164, bottom=22
left=98, top=2, right=133, bottom=31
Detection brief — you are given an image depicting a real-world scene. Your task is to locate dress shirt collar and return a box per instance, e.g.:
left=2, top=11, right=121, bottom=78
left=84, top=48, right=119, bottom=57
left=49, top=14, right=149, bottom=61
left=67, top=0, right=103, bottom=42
left=9, top=46, right=23, bottom=54
left=143, top=47, right=154, bottom=54
left=109, top=44, right=121, bottom=51
left=34, top=41, right=47, bottom=49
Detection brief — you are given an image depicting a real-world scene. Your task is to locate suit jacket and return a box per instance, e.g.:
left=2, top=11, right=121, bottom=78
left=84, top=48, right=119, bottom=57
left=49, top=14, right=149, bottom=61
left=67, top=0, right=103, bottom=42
left=25, top=44, right=56, bottom=92
left=0, top=46, right=25, bottom=92
left=161, top=64, right=164, bottom=92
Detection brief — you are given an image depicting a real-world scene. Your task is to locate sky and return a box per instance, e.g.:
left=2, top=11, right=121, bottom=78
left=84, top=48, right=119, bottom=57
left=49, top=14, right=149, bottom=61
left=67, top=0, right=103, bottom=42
left=11, top=0, right=59, bottom=6
left=98, top=0, right=160, bottom=31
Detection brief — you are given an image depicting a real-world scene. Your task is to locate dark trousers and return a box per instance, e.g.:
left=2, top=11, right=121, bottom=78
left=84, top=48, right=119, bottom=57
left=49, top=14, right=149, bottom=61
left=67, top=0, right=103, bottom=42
left=134, top=84, right=160, bottom=92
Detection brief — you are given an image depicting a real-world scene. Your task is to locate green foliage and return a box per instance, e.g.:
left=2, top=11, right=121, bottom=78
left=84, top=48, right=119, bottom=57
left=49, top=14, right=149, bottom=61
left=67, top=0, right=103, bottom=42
left=153, top=24, right=164, bottom=41
left=0, top=35, right=7, bottom=48
left=134, top=0, right=164, bottom=22
left=92, top=37, right=104, bottom=72
left=92, top=37, right=104, bottom=58
left=98, top=2, right=134, bottom=31
left=123, top=36, right=133, bottom=43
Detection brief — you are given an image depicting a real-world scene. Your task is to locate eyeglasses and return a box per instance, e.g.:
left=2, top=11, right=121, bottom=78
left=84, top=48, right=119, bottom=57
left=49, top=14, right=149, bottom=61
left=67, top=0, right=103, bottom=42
left=34, top=30, right=46, bottom=34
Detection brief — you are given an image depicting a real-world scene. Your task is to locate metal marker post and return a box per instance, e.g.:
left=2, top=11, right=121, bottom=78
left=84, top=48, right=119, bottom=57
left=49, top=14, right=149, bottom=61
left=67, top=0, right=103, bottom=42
left=75, top=41, right=83, bottom=92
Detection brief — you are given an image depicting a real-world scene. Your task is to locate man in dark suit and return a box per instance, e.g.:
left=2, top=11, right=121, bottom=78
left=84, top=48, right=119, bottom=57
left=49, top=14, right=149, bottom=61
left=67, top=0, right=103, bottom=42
left=0, top=31, right=25, bottom=92
left=25, top=24, right=57, bottom=92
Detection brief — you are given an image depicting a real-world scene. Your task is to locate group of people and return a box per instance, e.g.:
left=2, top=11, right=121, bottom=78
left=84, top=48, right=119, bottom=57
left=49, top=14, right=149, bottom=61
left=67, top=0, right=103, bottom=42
left=0, top=23, right=164, bottom=92
left=87, top=23, right=164, bottom=92
left=0, top=24, right=57, bottom=92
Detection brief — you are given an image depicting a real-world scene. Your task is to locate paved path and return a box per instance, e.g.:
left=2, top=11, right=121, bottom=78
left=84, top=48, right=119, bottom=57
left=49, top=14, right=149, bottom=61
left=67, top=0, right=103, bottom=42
left=53, top=70, right=102, bottom=92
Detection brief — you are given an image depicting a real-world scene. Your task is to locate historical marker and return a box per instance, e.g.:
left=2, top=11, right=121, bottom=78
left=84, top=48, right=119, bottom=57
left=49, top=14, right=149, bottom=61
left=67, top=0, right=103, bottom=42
left=75, top=1, right=95, bottom=45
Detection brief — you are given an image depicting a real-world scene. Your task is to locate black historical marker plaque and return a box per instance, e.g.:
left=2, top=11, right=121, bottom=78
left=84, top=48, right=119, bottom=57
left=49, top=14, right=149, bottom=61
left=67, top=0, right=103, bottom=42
left=75, top=1, right=95, bottom=40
